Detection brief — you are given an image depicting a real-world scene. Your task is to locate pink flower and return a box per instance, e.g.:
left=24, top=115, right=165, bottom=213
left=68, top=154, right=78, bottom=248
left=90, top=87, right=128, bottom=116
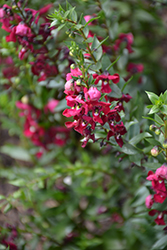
left=44, top=99, right=59, bottom=113
left=155, top=164, right=167, bottom=179
left=15, top=23, right=32, bottom=37
left=64, top=79, right=74, bottom=94
left=66, top=68, right=82, bottom=81
left=84, top=87, right=101, bottom=101
left=145, top=194, right=154, bottom=209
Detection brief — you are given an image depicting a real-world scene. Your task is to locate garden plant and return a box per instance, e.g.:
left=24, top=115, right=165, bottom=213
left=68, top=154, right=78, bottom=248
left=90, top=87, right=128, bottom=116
left=0, top=0, right=167, bottom=249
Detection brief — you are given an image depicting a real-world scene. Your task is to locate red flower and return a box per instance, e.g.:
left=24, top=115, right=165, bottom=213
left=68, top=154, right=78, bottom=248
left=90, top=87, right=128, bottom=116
left=113, top=33, right=134, bottom=53
left=149, top=210, right=167, bottom=225
left=107, top=121, right=127, bottom=147
left=127, top=63, right=144, bottom=74
left=93, top=72, right=119, bottom=93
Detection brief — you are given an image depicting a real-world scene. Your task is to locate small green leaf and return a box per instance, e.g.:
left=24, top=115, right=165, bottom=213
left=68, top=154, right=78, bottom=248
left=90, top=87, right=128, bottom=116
left=91, top=35, right=103, bottom=61
left=106, top=56, right=121, bottom=71
left=83, top=16, right=100, bottom=27
left=70, top=8, right=77, bottom=22
left=0, top=195, right=6, bottom=200
left=154, top=114, right=164, bottom=126
left=161, top=105, right=167, bottom=115
left=145, top=91, right=159, bottom=104
left=57, top=23, right=66, bottom=31
left=121, top=76, right=133, bottom=92
left=3, top=203, right=12, bottom=213
left=148, top=105, right=160, bottom=114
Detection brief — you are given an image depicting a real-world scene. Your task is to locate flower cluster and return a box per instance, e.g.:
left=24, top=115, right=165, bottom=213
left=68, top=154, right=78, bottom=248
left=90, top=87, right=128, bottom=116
left=0, top=3, right=61, bottom=83
left=63, top=67, right=130, bottom=147
left=146, top=164, right=167, bottom=225
left=16, top=99, right=70, bottom=157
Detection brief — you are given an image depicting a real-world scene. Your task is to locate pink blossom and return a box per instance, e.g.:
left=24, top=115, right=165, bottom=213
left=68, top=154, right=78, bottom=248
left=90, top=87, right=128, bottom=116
left=145, top=194, right=154, bottom=209
left=44, top=99, right=59, bottom=113
left=15, top=23, right=32, bottom=37
left=85, top=87, right=101, bottom=101
left=155, top=164, right=167, bottom=179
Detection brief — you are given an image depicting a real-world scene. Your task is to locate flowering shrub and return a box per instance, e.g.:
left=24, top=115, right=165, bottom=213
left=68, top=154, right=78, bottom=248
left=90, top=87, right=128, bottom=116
left=0, top=0, right=167, bottom=250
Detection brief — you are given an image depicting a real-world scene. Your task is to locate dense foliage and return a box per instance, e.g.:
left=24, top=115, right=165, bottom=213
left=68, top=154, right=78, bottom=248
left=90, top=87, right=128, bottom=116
left=0, top=0, right=167, bottom=249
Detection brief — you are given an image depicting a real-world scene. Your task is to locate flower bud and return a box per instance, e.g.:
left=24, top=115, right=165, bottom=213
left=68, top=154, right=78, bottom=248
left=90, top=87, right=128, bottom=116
left=66, top=30, right=70, bottom=35
left=69, top=32, right=75, bottom=39
left=76, top=79, right=81, bottom=86
left=21, top=95, right=29, bottom=104
left=70, top=64, right=75, bottom=69
left=155, top=129, right=161, bottom=135
left=151, top=146, right=159, bottom=157
left=163, top=139, right=167, bottom=149
left=149, top=124, right=156, bottom=131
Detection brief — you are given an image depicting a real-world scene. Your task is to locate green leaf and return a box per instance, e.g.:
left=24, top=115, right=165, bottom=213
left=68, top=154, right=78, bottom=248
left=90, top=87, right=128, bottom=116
left=145, top=91, right=159, bottom=104
left=3, top=203, right=12, bottom=213
left=57, top=23, right=66, bottom=31
left=154, top=114, right=164, bottom=126
left=0, top=195, right=6, bottom=200
left=9, top=179, right=26, bottom=187
left=91, top=35, right=103, bottom=61
left=121, top=76, right=133, bottom=92
left=151, top=235, right=167, bottom=250
left=83, top=16, right=100, bottom=27
left=70, top=7, right=77, bottom=22
left=101, top=54, right=112, bottom=72
left=119, top=143, right=139, bottom=155
left=161, top=104, right=167, bottom=115
left=145, top=138, right=162, bottom=147
left=0, top=145, right=31, bottom=162
left=106, top=56, right=121, bottom=71
left=107, top=83, right=122, bottom=98
left=148, top=105, right=160, bottom=114
left=129, top=132, right=152, bottom=145
left=142, top=116, right=162, bottom=126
